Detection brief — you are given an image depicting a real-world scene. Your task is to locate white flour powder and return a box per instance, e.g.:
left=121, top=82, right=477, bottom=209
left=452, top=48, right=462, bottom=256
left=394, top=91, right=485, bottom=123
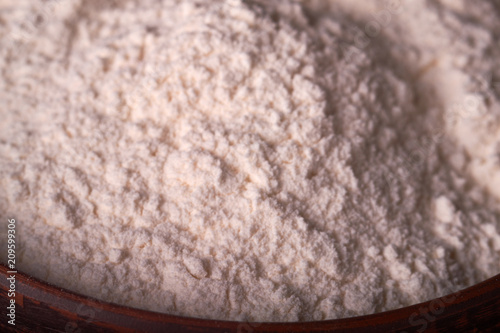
left=1, top=0, right=500, bottom=322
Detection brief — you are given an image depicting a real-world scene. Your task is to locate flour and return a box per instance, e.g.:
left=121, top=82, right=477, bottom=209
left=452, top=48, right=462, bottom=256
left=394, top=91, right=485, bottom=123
left=0, top=0, right=500, bottom=322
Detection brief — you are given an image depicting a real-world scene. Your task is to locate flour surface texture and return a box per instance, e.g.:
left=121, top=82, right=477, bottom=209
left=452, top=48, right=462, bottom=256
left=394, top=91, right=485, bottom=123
left=1, top=0, right=500, bottom=322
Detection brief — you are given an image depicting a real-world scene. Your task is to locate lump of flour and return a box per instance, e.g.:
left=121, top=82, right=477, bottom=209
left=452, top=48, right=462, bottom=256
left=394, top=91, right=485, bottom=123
left=0, top=0, right=499, bottom=322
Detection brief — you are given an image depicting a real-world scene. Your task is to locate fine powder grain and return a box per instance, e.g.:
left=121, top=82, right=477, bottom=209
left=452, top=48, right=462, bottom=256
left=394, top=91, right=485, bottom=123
left=1, top=0, right=500, bottom=322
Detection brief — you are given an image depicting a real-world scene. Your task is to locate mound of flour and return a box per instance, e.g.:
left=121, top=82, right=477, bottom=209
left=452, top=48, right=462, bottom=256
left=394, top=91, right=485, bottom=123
left=0, top=0, right=499, bottom=322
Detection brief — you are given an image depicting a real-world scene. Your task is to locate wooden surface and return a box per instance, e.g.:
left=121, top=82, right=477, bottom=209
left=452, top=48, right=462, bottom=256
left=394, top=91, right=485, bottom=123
left=0, top=264, right=499, bottom=332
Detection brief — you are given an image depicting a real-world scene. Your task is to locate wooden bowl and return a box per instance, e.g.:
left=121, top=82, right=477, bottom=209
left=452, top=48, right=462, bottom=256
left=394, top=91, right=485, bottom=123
left=0, top=264, right=498, bottom=332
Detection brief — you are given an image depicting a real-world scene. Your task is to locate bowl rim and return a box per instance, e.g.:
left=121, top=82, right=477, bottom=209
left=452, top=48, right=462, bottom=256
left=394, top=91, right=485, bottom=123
left=1, top=263, right=499, bottom=332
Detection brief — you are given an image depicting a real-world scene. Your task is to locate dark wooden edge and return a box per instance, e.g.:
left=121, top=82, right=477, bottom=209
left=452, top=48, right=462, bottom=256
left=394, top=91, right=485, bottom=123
left=0, top=263, right=499, bottom=332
